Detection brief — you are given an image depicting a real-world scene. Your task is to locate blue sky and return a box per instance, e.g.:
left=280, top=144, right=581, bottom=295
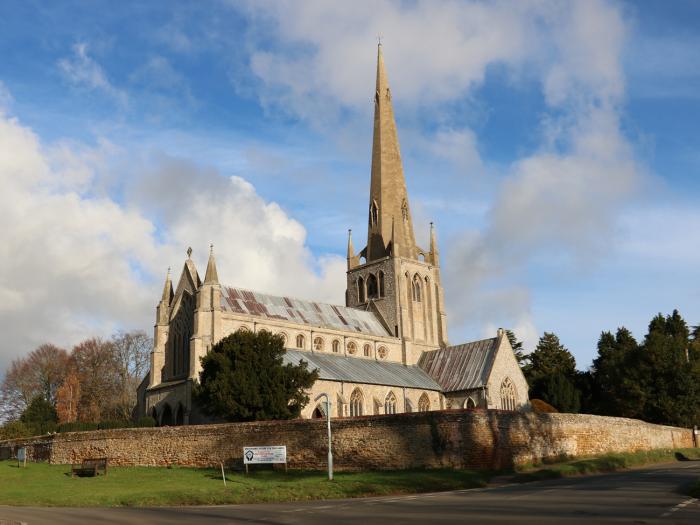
left=0, top=0, right=698, bottom=376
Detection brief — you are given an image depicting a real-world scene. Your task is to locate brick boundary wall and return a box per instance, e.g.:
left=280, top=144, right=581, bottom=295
left=0, top=410, right=694, bottom=471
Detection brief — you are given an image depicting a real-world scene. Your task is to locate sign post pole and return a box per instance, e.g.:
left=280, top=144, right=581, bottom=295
left=315, top=393, right=333, bottom=481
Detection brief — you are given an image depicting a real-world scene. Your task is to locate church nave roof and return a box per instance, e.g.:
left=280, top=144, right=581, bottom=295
left=220, top=286, right=392, bottom=338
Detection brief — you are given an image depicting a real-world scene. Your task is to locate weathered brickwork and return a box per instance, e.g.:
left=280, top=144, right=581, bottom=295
left=1, top=411, right=694, bottom=470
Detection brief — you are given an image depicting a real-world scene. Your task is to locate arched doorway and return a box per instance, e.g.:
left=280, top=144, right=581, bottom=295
left=160, top=404, right=173, bottom=426
left=311, top=403, right=326, bottom=419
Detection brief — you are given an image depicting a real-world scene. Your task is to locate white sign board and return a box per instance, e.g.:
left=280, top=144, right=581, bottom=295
left=243, top=446, right=286, bottom=465
left=16, top=448, right=26, bottom=461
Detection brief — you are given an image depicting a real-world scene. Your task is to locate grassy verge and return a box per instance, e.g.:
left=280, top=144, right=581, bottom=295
left=512, top=448, right=700, bottom=483
left=0, top=461, right=489, bottom=507
left=2, top=448, right=698, bottom=507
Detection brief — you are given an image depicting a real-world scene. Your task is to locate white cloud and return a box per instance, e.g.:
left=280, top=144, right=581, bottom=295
left=58, top=43, right=128, bottom=106
left=0, top=103, right=344, bottom=377
left=232, top=0, right=643, bottom=348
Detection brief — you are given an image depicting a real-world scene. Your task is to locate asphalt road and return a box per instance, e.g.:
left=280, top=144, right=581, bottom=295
left=1, top=461, right=699, bottom=525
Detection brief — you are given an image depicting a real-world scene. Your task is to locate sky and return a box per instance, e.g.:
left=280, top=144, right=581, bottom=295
left=0, top=0, right=698, bottom=378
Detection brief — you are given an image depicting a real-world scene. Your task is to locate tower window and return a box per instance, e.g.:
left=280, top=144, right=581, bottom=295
left=412, top=275, right=422, bottom=302
left=367, top=274, right=378, bottom=299
left=378, top=271, right=385, bottom=297
left=358, top=277, right=366, bottom=303
left=370, top=200, right=379, bottom=226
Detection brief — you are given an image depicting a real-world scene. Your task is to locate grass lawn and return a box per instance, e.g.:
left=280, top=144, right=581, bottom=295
left=0, top=461, right=489, bottom=507
left=2, top=448, right=698, bottom=507
left=512, top=448, right=700, bottom=483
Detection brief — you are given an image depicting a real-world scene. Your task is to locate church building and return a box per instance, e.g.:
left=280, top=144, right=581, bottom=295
left=139, top=44, right=529, bottom=425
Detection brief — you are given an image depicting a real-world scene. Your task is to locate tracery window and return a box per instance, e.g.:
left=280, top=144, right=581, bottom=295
left=377, top=346, right=388, bottom=360
left=412, top=275, right=422, bottom=302
left=349, top=388, right=364, bottom=417
left=367, top=273, right=378, bottom=299
left=296, top=334, right=305, bottom=349
left=332, top=339, right=340, bottom=353
left=313, top=337, right=324, bottom=351
left=347, top=341, right=357, bottom=355
left=418, top=393, right=430, bottom=412
left=385, top=391, right=397, bottom=415
left=363, top=344, right=371, bottom=357
left=500, top=377, right=517, bottom=411
left=464, top=397, right=476, bottom=409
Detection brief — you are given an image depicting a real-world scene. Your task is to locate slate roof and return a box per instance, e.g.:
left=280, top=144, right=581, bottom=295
left=220, top=286, right=392, bottom=338
left=283, top=349, right=442, bottom=391
left=418, top=337, right=499, bottom=392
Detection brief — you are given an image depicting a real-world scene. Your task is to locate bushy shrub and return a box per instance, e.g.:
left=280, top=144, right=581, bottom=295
left=97, top=420, right=133, bottom=430
left=0, top=421, right=32, bottom=440
left=135, top=416, right=156, bottom=427
left=56, top=421, right=99, bottom=433
left=530, top=398, right=559, bottom=413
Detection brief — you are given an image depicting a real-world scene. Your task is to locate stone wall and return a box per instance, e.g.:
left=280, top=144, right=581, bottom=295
left=0, top=410, right=694, bottom=470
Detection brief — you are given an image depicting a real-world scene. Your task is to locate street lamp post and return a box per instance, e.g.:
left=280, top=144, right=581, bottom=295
left=314, top=393, right=333, bottom=481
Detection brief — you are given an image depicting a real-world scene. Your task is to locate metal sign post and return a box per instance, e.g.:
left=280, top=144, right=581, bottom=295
left=314, top=393, right=333, bottom=481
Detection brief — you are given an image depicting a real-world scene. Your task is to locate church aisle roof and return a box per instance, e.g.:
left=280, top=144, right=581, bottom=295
left=282, top=349, right=442, bottom=391
left=418, top=338, right=499, bottom=392
left=221, top=286, right=392, bottom=337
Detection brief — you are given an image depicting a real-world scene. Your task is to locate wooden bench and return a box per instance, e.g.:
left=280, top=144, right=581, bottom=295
left=71, top=457, right=108, bottom=477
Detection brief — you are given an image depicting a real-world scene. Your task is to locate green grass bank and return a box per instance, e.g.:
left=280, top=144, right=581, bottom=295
left=1, top=448, right=698, bottom=507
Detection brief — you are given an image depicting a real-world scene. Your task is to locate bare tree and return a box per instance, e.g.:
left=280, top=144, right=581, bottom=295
left=56, top=371, right=81, bottom=424
left=0, top=344, right=69, bottom=420
left=111, top=331, right=153, bottom=419
left=71, top=338, right=120, bottom=422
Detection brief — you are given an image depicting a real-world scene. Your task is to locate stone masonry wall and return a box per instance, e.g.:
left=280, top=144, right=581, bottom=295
left=0, top=410, right=694, bottom=470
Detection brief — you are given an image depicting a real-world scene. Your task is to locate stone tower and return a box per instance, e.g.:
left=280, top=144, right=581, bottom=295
left=346, top=43, right=448, bottom=365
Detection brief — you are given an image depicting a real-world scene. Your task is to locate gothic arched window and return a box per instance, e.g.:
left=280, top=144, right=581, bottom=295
left=370, top=200, right=379, bottom=226
left=464, top=397, right=476, bottom=409
left=378, top=271, right=385, bottom=297
left=358, top=276, right=366, bottom=303
left=418, top=393, right=430, bottom=412
left=385, top=391, right=397, bottom=415
left=296, top=334, right=305, bottom=349
left=332, top=339, right=340, bottom=353
left=367, top=273, right=378, bottom=299
left=500, top=377, right=517, bottom=411
left=313, top=337, right=324, bottom=351
left=350, top=388, right=364, bottom=417
left=412, top=275, right=422, bottom=302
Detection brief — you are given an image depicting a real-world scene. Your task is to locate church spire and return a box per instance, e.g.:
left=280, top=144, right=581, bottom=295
left=366, top=42, right=417, bottom=261
left=204, top=244, right=219, bottom=284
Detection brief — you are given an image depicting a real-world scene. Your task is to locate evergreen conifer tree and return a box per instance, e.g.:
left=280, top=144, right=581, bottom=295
left=194, top=330, right=319, bottom=422
left=524, top=332, right=581, bottom=413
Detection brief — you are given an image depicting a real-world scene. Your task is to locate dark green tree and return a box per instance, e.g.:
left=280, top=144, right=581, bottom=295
left=20, top=395, right=58, bottom=435
left=194, top=330, right=319, bottom=422
left=524, top=332, right=581, bottom=412
left=505, top=329, right=528, bottom=366
left=590, top=327, right=641, bottom=417
left=534, top=372, right=581, bottom=413
left=633, top=310, right=700, bottom=427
